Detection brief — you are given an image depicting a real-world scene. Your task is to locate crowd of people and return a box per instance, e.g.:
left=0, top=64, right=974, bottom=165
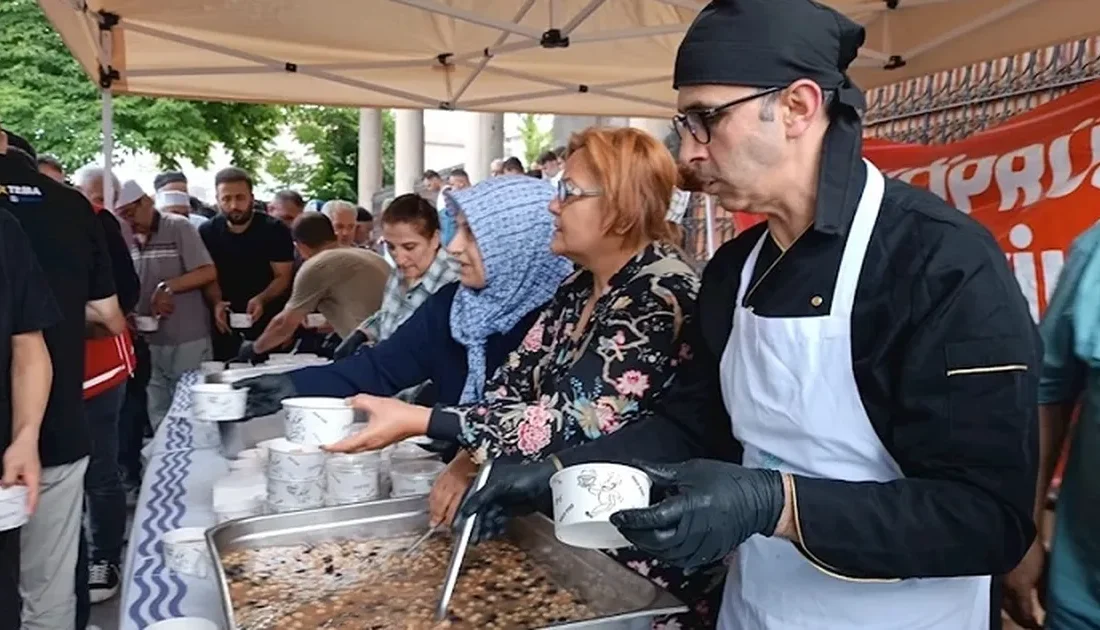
left=1, top=0, right=1096, bottom=629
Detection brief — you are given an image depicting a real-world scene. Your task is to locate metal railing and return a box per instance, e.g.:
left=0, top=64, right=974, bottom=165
left=864, top=38, right=1100, bottom=144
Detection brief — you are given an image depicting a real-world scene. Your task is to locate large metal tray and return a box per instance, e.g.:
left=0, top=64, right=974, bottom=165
left=206, top=497, right=686, bottom=629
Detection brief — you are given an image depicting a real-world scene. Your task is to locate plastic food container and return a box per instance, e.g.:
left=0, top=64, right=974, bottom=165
left=550, top=463, right=652, bottom=550
left=325, top=451, right=383, bottom=504
left=161, top=527, right=214, bottom=578
left=265, top=438, right=326, bottom=479
left=134, top=315, right=159, bottom=332
left=190, top=383, right=247, bottom=421
left=229, top=313, right=253, bottom=329
left=389, top=460, right=445, bottom=498
left=0, top=486, right=30, bottom=532
left=144, top=617, right=220, bottom=630
left=267, top=476, right=325, bottom=513
left=281, top=397, right=354, bottom=446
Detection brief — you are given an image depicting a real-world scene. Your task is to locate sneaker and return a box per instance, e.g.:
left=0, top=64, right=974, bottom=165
left=125, top=485, right=140, bottom=508
left=88, top=561, right=120, bottom=604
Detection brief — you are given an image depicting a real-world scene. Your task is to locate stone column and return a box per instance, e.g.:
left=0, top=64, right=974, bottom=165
left=394, top=109, right=425, bottom=196
left=357, top=108, right=382, bottom=207
left=464, top=112, right=505, bottom=183
left=551, top=115, right=598, bottom=147
left=630, top=117, right=673, bottom=143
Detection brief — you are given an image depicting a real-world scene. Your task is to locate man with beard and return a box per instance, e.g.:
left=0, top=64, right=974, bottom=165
left=199, top=167, right=294, bottom=361
left=459, top=1, right=1039, bottom=628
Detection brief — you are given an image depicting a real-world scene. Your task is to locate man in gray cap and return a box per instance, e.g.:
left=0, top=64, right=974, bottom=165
left=460, top=1, right=1039, bottom=628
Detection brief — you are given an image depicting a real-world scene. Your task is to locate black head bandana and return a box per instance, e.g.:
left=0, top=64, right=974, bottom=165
left=673, top=0, right=869, bottom=233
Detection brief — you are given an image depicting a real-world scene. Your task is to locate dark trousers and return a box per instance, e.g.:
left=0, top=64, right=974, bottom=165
left=119, top=337, right=150, bottom=487
left=84, top=383, right=127, bottom=564
left=0, top=527, right=20, bottom=630
left=75, top=526, right=89, bottom=630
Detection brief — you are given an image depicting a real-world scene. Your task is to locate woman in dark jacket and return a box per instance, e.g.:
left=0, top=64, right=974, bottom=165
left=235, top=175, right=573, bottom=419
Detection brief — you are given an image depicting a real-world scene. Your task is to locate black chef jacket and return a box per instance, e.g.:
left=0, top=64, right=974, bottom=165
left=556, top=158, right=1040, bottom=584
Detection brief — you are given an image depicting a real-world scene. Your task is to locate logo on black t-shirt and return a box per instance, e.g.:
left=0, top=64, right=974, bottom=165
left=0, top=184, right=44, bottom=204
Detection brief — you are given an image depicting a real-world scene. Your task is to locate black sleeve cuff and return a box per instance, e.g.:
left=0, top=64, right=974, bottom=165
left=426, top=406, right=461, bottom=442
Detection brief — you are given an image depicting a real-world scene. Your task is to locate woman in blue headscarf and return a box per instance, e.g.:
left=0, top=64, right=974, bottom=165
left=235, top=175, right=574, bottom=419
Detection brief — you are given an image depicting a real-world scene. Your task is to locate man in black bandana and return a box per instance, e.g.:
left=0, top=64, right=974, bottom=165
left=461, top=1, right=1039, bottom=628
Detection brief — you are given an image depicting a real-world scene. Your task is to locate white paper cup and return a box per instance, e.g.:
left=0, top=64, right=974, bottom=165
left=281, top=397, right=355, bottom=446
left=134, top=315, right=160, bottom=332
left=190, top=384, right=247, bottom=421
left=305, top=313, right=327, bottom=328
left=189, top=420, right=222, bottom=450
left=550, top=463, right=652, bottom=549
left=254, top=438, right=282, bottom=461
left=390, top=438, right=439, bottom=463
left=235, top=447, right=266, bottom=462
left=227, top=456, right=265, bottom=474
left=199, top=361, right=224, bottom=376
left=145, top=617, right=220, bottom=630
left=0, top=486, right=30, bottom=532
left=389, top=460, right=445, bottom=498
left=265, top=438, right=326, bottom=479
left=229, top=313, right=253, bottom=329
left=212, top=473, right=266, bottom=507
left=267, top=475, right=325, bottom=510
left=161, top=527, right=213, bottom=578
left=325, top=452, right=382, bottom=503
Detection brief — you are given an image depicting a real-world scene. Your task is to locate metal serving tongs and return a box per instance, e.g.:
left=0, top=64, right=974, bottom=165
left=435, top=459, right=495, bottom=622
left=402, top=523, right=441, bottom=558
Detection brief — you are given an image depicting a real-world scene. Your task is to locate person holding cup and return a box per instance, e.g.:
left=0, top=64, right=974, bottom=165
left=234, top=175, right=573, bottom=426
left=324, top=128, right=714, bottom=629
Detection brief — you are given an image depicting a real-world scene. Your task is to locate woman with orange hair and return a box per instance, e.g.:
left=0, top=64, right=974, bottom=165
left=328, top=127, right=716, bottom=627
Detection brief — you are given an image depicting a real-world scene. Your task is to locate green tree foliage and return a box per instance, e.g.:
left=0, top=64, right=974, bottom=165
left=0, top=0, right=282, bottom=172
left=267, top=107, right=395, bottom=202
left=518, top=114, right=553, bottom=166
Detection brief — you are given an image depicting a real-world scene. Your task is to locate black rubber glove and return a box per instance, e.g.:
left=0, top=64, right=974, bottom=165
left=457, top=459, right=557, bottom=544
left=232, top=373, right=298, bottom=420
left=332, top=329, right=367, bottom=360
left=610, top=459, right=785, bottom=569
left=232, top=341, right=266, bottom=366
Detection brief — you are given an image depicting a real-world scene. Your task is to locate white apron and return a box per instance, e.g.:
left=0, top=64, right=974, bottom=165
left=717, top=161, right=991, bottom=630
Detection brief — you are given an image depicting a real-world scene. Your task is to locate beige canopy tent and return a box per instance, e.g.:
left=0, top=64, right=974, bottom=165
left=36, top=0, right=1100, bottom=258
left=40, top=0, right=1100, bottom=117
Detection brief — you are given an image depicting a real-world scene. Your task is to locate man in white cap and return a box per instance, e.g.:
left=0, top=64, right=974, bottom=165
left=462, top=1, right=1039, bottom=628
left=116, top=181, right=217, bottom=430
left=156, top=188, right=207, bottom=229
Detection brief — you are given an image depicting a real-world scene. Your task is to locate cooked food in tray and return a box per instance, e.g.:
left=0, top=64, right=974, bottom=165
left=222, top=535, right=595, bottom=629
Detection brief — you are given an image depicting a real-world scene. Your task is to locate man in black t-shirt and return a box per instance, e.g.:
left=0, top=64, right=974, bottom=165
left=199, top=167, right=294, bottom=360
left=0, top=127, right=126, bottom=630
left=0, top=147, right=62, bottom=629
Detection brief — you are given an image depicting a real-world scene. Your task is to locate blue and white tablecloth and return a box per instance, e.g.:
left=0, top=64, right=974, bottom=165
left=119, top=370, right=230, bottom=630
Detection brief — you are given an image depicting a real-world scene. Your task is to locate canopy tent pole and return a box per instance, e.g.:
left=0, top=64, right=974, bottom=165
left=102, top=88, right=114, bottom=210
left=704, top=195, right=716, bottom=259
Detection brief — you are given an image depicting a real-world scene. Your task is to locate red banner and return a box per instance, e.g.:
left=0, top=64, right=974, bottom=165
left=735, top=81, right=1100, bottom=320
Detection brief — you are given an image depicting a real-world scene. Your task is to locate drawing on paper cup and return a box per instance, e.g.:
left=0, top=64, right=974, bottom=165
left=550, top=463, right=651, bottom=549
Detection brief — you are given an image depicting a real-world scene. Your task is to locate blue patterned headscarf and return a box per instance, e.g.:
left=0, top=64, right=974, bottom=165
left=446, top=176, right=574, bottom=404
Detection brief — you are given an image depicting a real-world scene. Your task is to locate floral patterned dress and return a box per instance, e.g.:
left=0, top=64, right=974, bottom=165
left=426, top=242, right=724, bottom=629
